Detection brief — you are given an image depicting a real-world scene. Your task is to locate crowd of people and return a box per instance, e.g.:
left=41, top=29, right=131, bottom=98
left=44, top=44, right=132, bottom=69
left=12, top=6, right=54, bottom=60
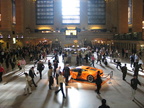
left=0, top=43, right=143, bottom=107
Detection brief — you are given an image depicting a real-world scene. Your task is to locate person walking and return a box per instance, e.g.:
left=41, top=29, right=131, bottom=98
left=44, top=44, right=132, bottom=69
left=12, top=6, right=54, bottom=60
left=63, top=64, right=70, bottom=86
left=133, top=64, right=143, bottom=78
left=96, top=53, right=102, bottom=64
left=37, top=61, right=45, bottom=79
left=91, top=54, right=95, bottom=67
left=98, top=99, right=110, bottom=108
left=48, top=60, right=52, bottom=69
left=116, top=58, right=121, bottom=69
left=134, top=54, right=139, bottom=67
left=129, top=54, right=135, bottom=67
left=5, top=55, right=10, bottom=70
left=56, top=66, right=61, bottom=85
left=76, top=54, right=80, bottom=66
left=29, top=67, right=37, bottom=87
left=95, top=71, right=102, bottom=94
left=130, top=76, right=141, bottom=101
left=48, top=66, right=53, bottom=90
left=121, top=64, right=127, bottom=81
left=9, top=55, right=15, bottom=71
left=17, top=60, right=22, bottom=70
left=53, top=60, right=58, bottom=77
left=24, top=73, right=32, bottom=95
left=20, top=58, right=26, bottom=73
left=0, top=64, right=5, bottom=82
left=55, top=72, right=66, bottom=98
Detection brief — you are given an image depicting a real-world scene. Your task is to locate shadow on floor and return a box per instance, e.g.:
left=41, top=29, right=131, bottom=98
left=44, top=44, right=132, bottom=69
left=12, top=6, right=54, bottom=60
left=11, top=94, right=29, bottom=108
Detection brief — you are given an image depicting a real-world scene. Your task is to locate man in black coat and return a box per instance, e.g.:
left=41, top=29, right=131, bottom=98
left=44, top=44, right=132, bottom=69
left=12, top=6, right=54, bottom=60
left=63, top=64, right=70, bottom=86
left=121, top=64, right=127, bottom=81
left=95, top=71, right=102, bottom=94
left=134, top=64, right=143, bottom=78
left=48, top=60, right=52, bottom=69
left=37, top=61, right=45, bottom=79
left=131, top=76, right=141, bottom=101
left=29, top=67, right=37, bottom=87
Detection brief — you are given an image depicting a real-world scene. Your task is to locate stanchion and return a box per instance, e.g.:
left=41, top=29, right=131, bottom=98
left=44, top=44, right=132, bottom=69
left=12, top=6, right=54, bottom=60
left=108, top=71, right=113, bottom=84
left=110, top=71, right=113, bottom=79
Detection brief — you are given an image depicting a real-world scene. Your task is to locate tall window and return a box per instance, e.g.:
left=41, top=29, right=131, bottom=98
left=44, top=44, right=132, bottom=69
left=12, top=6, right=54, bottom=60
left=0, top=0, right=1, bottom=22
left=62, top=0, right=80, bottom=24
left=88, top=0, right=106, bottom=25
left=12, top=0, right=16, bottom=25
left=36, top=0, right=54, bottom=25
left=128, top=0, right=132, bottom=24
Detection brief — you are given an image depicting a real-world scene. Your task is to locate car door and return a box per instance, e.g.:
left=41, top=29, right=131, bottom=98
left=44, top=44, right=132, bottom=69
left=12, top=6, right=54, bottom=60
left=70, top=69, right=79, bottom=79
left=80, top=69, right=88, bottom=80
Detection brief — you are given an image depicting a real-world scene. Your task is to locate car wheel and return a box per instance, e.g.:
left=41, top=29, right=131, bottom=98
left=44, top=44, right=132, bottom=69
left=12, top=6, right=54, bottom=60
left=87, top=75, right=94, bottom=82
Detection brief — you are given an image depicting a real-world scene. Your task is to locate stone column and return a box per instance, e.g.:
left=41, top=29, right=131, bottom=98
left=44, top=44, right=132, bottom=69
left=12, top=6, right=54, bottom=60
left=1, top=0, right=12, bottom=31
left=132, top=0, right=143, bottom=32
left=15, top=0, right=24, bottom=33
left=117, top=0, right=128, bottom=33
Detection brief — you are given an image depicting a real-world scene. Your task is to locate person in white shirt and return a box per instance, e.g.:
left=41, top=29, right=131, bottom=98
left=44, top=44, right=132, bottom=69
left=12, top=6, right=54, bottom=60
left=138, top=57, right=143, bottom=65
left=55, top=72, right=66, bottom=98
left=56, top=66, right=61, bottom=85
left=24, top=73, right=32, bottom=95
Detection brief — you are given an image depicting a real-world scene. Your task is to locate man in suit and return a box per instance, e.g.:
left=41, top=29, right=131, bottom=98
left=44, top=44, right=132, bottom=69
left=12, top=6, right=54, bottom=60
left=29, top=67, right=37, bottom=87
left=37, top=61, right=45, bottom=79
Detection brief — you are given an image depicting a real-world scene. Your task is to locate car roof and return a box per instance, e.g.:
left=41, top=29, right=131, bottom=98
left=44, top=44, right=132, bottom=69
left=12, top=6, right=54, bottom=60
left=76, top=66, right=96, bottom=70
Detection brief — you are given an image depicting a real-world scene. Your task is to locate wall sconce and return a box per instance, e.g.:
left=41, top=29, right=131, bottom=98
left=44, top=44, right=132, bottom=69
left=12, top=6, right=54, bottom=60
left=0, top=35, right=3, bottom=39
left=13, top=38, right=16, bottom=44
left=8, top=35, right=11, bottom=39
left=16, top=35, right=18, bottom=38
left=21, top=35, right=23, bottom=38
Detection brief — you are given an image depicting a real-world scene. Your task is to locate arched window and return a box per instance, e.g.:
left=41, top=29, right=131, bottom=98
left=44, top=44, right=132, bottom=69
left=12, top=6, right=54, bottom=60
left=12, top=0, right=16, bottom=25
left=62, top=0, right=80, bottom=24
left=128, top=0, right=132, bottom=25
left=87, top=0, right=106, bottom=25
left=36, top=0, right=54, bottom=25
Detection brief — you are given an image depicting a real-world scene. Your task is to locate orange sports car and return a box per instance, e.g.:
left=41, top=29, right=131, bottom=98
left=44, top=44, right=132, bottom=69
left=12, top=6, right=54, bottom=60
left=70, top=66, right=104, bottom=82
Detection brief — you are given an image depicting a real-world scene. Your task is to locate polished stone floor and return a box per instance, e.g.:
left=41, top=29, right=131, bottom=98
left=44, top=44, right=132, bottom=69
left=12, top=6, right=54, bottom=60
left=0, top=53, right=144, bottom=108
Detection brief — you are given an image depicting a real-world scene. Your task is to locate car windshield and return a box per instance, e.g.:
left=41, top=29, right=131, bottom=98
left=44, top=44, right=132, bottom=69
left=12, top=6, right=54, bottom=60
left=86, top=67, right=97, bottom=71
left=89, top=69, right=97, bottom=71
left=72, top=68, right=81, bottom=72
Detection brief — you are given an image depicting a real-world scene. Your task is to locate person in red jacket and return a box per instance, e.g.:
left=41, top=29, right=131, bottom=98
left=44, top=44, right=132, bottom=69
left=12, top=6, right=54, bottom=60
left=0, top=64, right=5, bottom=82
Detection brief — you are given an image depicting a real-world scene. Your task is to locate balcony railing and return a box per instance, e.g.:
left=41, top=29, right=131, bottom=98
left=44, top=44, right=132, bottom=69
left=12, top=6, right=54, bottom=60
left=113, top=32, right=143, bottom=40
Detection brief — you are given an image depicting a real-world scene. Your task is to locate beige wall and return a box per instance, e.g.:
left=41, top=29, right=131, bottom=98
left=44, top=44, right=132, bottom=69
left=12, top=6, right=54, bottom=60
left=0, top=0, right=143, bottom=50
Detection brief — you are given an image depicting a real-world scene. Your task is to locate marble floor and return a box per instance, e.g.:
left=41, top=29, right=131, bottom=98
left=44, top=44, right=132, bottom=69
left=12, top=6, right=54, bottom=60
left=0, top=54, right=144, bottom=108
